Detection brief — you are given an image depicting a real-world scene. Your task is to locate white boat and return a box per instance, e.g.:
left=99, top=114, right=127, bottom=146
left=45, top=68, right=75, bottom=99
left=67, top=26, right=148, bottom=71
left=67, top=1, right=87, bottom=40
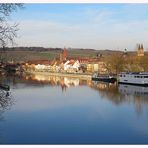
left=118, top=72, right=148, bottom=86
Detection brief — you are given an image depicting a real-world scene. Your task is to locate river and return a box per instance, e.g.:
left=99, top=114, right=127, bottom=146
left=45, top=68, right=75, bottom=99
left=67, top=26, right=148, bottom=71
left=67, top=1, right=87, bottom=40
left=0, top=73, right=148, bottom=144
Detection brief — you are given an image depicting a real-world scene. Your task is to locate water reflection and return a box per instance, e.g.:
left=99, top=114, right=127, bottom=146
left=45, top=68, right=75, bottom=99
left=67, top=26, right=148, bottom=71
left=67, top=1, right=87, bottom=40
left=0, top=75, right=14, bottom=122
left=32, top=74, right=80, bottom=90
left=23, top=74, right=148, bottom=109
left=119, top=84, right=148, bottom=96
left=119, top=84, right=148, bottom=114
left=1, top=73, right=148, bottom=114
left=0, top=89, right=13, bottom=120
left=91, top=80, right=148, bottom=114
left=20, top=73, right=91, bottom=91
left=0, top=73, right=148, bottom=144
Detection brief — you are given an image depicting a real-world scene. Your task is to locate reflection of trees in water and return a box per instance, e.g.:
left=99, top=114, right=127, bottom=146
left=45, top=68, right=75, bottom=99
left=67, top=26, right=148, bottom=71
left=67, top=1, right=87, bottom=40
left=90, top=82, right=125, bottom=104
left=0, top=89, right=14, bottom=120
left=91, top=81, right=148, bottom=114
left=0, top=90, right=13, bottom=142
left=0, top=73, right=17, bottom=87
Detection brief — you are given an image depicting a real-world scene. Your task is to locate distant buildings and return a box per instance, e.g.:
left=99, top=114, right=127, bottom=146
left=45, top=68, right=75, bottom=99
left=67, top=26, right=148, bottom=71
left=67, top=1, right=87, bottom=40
left=23, top=47, right=109, bottom=74
left=137, top=44, right=144, bottom=57
left=24, top=58, right=108, bottom=74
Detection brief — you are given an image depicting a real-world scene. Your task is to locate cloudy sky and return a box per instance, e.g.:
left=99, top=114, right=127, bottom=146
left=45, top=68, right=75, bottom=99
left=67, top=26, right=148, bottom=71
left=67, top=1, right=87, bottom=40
left=11, top=4, right=148, bottom=50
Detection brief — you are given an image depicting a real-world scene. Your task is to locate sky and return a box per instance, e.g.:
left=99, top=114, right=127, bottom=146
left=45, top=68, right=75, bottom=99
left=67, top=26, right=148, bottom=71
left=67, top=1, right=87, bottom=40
left=10, top=3, right=148, bottom=50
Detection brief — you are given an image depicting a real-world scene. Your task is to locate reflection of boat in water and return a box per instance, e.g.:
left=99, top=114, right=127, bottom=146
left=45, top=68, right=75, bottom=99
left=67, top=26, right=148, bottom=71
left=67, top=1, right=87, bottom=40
left=119, top=84, right=148, bottom=96
left=92, top=73, right=117, bottom=83
left=92, top=80, right=117, bottom=91
left=118, top=72, right=148, bottom=86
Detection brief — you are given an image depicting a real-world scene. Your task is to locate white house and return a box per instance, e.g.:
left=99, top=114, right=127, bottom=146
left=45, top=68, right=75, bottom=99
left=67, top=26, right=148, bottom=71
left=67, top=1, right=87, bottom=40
left=72, top=60, right=80, bottom=71
left=35, top=64, right=46, bottom=71
left=63, top=60, right=80, bottom=72
left=63, top=60, right=70, bottom=71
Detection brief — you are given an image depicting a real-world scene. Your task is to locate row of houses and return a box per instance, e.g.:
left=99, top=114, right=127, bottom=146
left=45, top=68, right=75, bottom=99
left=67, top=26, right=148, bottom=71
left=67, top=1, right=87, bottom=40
left=23, top=58, right=108, bottom=74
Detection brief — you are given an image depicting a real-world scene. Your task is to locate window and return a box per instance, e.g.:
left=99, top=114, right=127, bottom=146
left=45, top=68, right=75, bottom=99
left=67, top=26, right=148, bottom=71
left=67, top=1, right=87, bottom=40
left=144, top=76, right=148, bottom=78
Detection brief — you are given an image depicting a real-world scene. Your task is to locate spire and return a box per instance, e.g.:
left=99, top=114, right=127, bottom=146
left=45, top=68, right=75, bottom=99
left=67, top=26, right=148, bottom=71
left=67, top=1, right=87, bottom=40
left=141, top=44, right=143, bottom=49
left=137, top=43, right=144, bottom=57
left=138, top=44, right=140, bottom=50
left=63, top=47, right=67, bottom=60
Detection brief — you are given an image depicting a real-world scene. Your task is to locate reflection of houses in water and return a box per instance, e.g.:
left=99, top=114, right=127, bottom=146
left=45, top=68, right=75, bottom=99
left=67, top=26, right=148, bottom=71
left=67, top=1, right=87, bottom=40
left=26, top=74, right=81, bottom=91
left=33, top=75, right=49, bottom=81
left=3, top=73, right=90, bottom=89
left=64, top=77, right=79, bottom=88
left=60, top=77, right=80, bottom=91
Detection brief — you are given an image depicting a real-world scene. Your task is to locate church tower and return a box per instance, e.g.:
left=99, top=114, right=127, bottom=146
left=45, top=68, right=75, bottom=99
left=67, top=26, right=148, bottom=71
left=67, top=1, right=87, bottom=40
left=63, top=47, right=67, bottom=60
left=137, top=43, right=144, bottom=57
left=59, top=47, right=67, bottom=62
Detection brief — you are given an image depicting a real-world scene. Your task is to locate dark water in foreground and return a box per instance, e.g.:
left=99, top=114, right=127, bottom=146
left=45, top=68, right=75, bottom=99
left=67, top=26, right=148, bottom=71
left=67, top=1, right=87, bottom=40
left=0, top=73, right=148, bottom=144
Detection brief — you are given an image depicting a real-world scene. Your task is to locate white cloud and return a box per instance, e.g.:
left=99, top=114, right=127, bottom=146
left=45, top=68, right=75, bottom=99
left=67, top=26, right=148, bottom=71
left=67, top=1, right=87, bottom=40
left=14, top=7, right=148, bottom=50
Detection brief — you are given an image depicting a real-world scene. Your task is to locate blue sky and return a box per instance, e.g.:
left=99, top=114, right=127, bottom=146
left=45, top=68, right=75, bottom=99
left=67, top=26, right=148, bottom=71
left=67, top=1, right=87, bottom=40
left=10, top=4, right=148, bottom=50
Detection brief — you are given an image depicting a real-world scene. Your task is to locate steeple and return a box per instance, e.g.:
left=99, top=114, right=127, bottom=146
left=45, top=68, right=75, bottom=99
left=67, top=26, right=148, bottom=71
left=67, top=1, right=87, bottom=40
left=63, top=47, right=67, bottom=60
left=138, top=44, right=140, bottom=50
left=141, top=44, right=143, bottom=49
left=137, top=43, right=144, bottom=57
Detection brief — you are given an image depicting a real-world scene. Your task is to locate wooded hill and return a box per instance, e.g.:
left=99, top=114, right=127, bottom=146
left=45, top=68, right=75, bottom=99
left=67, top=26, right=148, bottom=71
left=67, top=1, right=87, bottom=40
left=0, top=47, right=147, bottom=62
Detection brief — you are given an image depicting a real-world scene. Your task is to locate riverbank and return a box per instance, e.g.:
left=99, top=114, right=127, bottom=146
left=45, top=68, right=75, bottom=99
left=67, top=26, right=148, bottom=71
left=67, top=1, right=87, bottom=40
left=26, top=71, right=92, bottom=80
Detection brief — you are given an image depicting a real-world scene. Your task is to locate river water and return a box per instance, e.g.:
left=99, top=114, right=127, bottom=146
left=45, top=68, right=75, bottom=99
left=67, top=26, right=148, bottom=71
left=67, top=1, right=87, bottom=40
left=0, top=73, right=148, bottom=144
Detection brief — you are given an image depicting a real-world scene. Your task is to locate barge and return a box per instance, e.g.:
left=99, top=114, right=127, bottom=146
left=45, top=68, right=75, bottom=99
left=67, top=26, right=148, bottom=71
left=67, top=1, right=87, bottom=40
left=92, top=73, right=117, bottom=83
left=118, top=72, right=148, bottom=86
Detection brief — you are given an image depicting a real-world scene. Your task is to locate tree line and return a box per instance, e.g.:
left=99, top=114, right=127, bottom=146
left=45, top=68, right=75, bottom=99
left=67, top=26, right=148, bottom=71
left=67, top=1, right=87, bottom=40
left=104, top=53, right=148, bottom=74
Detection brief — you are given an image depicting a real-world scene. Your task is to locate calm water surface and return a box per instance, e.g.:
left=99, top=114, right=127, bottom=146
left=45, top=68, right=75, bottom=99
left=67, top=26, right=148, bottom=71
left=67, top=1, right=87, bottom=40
left=0, top=73, right=148, bottom=144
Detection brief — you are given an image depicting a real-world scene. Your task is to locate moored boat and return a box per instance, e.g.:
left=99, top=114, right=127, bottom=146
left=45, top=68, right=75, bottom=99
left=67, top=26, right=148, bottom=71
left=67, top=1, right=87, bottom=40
left=118, top=72, right=148, bottom=86
left=92, top=73, right=117, bottom=83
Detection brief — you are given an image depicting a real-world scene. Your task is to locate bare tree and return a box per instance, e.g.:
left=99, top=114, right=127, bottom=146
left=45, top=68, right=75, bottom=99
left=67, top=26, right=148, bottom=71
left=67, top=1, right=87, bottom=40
left=0, top=4, right=23, bottom=48
left=104, top=53, right=125, bottom=75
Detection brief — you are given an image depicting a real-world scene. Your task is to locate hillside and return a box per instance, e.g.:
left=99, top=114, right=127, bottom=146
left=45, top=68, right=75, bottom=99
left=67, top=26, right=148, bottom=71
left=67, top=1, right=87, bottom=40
left=0, top=47, right=147, bottom=62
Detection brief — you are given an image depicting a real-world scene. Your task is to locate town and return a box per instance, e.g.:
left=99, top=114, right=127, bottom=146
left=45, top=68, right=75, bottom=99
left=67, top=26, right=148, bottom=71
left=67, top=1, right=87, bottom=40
left=0, top=44, right=147, bottom=77
left=1, top=3, right=148, bottom=145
